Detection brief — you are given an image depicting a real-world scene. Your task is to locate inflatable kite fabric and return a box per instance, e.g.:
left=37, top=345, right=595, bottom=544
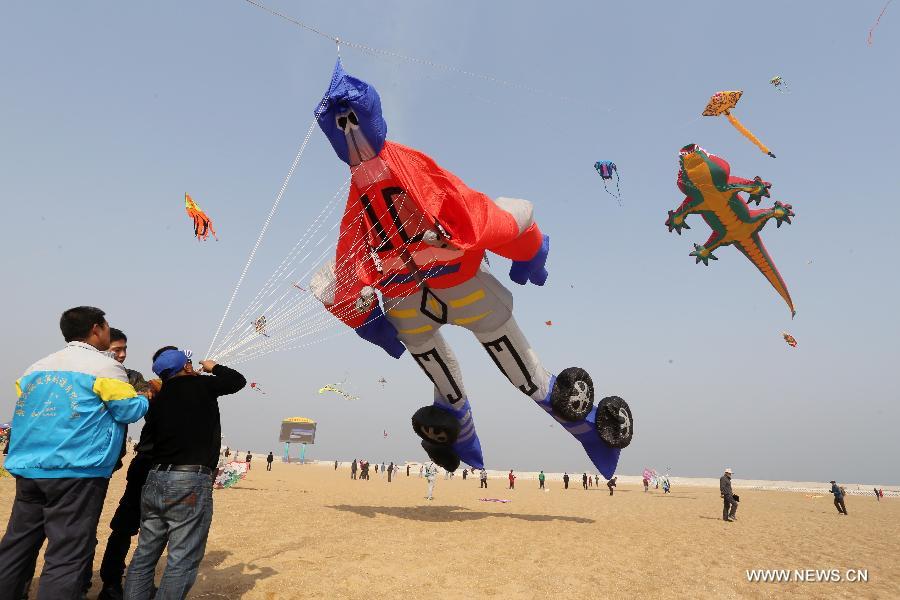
left=184, top=193, right=217, bottom=241
left=782, top=332, right=798, bottom=347
left=214, top=461, right=248, bottom=489
left=702, top=91, right=775, bottom=158
left=666, top=144, right=796, bottom=316
left=769, top=76, right=789, bottom=93
left=479, top=498, right=512, bottom=503
left=309, top=60, right=632, bottom=479
left=594, top=161, right=621, bottom=201
left=318, top=383, right=358, bottom=401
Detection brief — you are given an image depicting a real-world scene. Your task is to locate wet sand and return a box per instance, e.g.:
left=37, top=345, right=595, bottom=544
left=1, top=459, right=898, bottom=599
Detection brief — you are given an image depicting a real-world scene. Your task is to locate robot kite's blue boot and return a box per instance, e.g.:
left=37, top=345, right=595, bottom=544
left=537, top=368, right=633, bottom=480
left=412, top=399, right=484, bottom=471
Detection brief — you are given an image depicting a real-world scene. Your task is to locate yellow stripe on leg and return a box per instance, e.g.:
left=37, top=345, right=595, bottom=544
left=449, top=289, right=485, bottom=308
left=388, top=308, right=419, bottom=319
left=399, top=324, right=434, bottom=335
left=453, top=311, right=492, bottom=325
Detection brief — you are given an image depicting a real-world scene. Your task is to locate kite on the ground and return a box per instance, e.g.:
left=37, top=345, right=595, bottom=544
left=666, top=144, right=796, bottom=316
left=214, top=461, right=249, bottom=489
left=479, top=498, right=511, bottom=503
left=308, top=60, right=632, bottom=479
left=702, top=91, right=776, bottom=158
left=184, top=193, right=217, bottom=241
left=594, top=161, right=621, bottom=201
left=318, top=383, right=359, bottom=401
left=869, top=1, right=893, bottom=45
left=254, top=316, right=269, bottom=338
left=769, top=76, right=789, bottom=93
left=782, top=332, right=798, bottom=347
left=250, top=382, right=266, bottom=394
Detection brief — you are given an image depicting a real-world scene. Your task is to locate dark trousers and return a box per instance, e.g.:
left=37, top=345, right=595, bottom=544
left=480, top=479, right=487, bottom=488
left=351, top=471, right=357, bottom=479
left=608, top=485, right=614, bottom=496
left=834, top=496, right=847, bottom=514
left=723, top=495, right=738, bottom=520
left=99, top=456, right=152, bottom=586
left=0, top=476, right=109, bottom=600
left=539, top=481, right=544, bottom=489
left=266, top=461, right=272, bottom=471
left=564, top=481, right=569, bottom=489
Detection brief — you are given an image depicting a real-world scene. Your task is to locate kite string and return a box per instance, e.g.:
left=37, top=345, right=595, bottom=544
left=206, top=101, right=326, bottom=359
left=868, top=0, right=894, bottom=45
left=241, top=0, right=569, bottom=102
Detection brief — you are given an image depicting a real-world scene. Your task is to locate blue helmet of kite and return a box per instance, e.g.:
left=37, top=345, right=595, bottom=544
left=594, top=160, right=621, bottom=201
left=315, top=60, right=387, bottom=166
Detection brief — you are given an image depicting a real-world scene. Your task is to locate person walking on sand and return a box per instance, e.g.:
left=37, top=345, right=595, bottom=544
left=720, top=468, right=738, bottom=522
left=582, top=473, right=588, bottom=490
left=538, top=471, right=546, bottom=489
left=874, top=487, right=880, bottom=501
left=407, top=464, right=410, bottom=477
left=424, top=462, right=437, bottom=500
left=351, top=459, right=358, bottom=480
left=419, top=465, right=423, bottom=478
left=830, top=480, right=848, bottom=515
left=508, top=470, right=516, bottom=490
left=480, top=468, right=488, bottom=488
left=563, top=472, right=569, bottom=489
left=462, top=468, right=468, bottom=480
left=267, top=452, right=274, bottom=471
left=643, top=476, right=649, bottom=492
left=607, top=476, right=617, bottom=496
left=245, top=451, right=252, bottom=470
left=387, top=462, right=394, bottom=482
left=595, top=474, right=599, bottom=488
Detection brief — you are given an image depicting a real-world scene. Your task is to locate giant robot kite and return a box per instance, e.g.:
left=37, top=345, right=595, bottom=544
left=309, top=60, right=632, bottom=478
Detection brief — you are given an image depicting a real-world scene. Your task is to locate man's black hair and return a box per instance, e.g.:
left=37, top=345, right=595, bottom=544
left=152, top=345, right=179, bottom=362
left=59, top=306, right=106, bottom=342
left=109, top=328, right=127, bottom=343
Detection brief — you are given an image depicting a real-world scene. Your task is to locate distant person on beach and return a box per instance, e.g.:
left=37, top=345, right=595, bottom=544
left=351, top=459, right=358, bottom=480
left=224, top=447, right=230, bottom=458
left=375, top=464, right=379, bottom=474
left=594, top=474, right=599, bottom=488
left=381, top=461, right=386, bottom=474
left=588, top=474, right=593, bottom=488
left=720, top=468, right=738, bottom=522
left=563, top=472, right=569, bottom=489
left=267, top=452, right=274, bottom=471
left=462, top=468, right=468, bottom=480
left=388, top=462, right=394, bottom=482
left=607, top=476, right=617, bottom=496
left=480, top=468, right=488, bottom=488
left=246, top=451, right=252, bottom=470
left=424, top=462, right=437, bottom=500
left=830, top=480, right=848, bottom=515
left=407, top=464, right=410, bottom=477
left=124, top=349, right=246, bottom=598
left=508, top=470, right=516, bottom=490
left=874, top=487, right=880, bottom=501
left=538, top=471, right=546, bottom=489
left=582, top=473, right=588, bottom=489
left=419, top=465, right=424, bottom=478
left=0, top=307, right=148, bottom=600
left=663, top=478, right=671, bottom=494
left=643, top=476, right=649, bottom=492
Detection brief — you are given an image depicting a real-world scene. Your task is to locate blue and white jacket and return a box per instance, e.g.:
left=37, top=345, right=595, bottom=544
left=8, top=341, right=149, bottom=478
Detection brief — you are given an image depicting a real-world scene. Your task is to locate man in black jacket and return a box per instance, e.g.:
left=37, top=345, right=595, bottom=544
left=720, top=468, right=738, bottom=522
left=123, top=349, right=245, bottom=600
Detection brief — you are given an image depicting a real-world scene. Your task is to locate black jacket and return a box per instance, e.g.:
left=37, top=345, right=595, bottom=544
left=720, top=475, right=733, bottom=497
left=144, top=365, right=246, bottom=469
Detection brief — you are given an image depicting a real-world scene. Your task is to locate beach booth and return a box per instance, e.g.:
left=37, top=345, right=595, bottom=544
left=279, top=417, right=317, bottom=463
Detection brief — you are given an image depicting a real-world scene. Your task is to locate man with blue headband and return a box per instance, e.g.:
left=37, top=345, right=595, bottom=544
left=123, top=348, right=245, bottom=599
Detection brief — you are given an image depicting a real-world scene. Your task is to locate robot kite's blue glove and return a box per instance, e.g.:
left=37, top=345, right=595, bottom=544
left=355, top=303, right=406, bottom=359
left=509, top=234, right=550, bottom=286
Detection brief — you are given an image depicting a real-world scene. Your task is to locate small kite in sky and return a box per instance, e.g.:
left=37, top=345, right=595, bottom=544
left=254, top=316, right=269, bottom=338
left=782, top=332, right=798, bottom=348
left=545, top=320, right=553, bottom=326
left=769, top=75, right=790, bottom=93
left=184, top=193, right=217, bottom=241
left=318, top=383, right=359, bottom=401
left=594, top=161, right=621, bottom=201
left=249, top=382, right=266, bottom=394
left=702, top=91, right=776, bottom=158
left=868, top=1, right=893, bottom=45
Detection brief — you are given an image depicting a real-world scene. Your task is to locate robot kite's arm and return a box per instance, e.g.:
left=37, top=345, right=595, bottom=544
left=479, top=197, right=549, bottom=286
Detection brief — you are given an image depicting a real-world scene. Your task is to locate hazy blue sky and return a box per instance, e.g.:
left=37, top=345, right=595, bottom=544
left=1, top=1, right=898, bottom=483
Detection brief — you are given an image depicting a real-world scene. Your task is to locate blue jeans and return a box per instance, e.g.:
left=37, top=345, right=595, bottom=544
left=124, top=470, right=213, bottom=600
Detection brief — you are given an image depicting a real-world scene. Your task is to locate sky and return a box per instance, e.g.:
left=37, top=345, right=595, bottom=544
left=1, top=1, right=898, bottom=484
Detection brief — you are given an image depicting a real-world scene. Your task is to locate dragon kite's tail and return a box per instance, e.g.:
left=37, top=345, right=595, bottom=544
left=725, top=112, right=776, bottom=158
left=735, top=234, right=795, bottom=317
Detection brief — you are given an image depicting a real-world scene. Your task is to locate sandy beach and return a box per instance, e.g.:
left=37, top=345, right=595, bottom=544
left=2, top=458, right=898, bottom=599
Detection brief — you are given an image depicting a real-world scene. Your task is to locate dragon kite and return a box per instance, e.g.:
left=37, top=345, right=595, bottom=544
left=666, top=144, right=796, bottom=316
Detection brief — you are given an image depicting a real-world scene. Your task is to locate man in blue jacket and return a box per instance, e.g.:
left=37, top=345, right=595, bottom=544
left=830, top=480, right=848, bottom=515
left=0, top=306, right=148, bottom=599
